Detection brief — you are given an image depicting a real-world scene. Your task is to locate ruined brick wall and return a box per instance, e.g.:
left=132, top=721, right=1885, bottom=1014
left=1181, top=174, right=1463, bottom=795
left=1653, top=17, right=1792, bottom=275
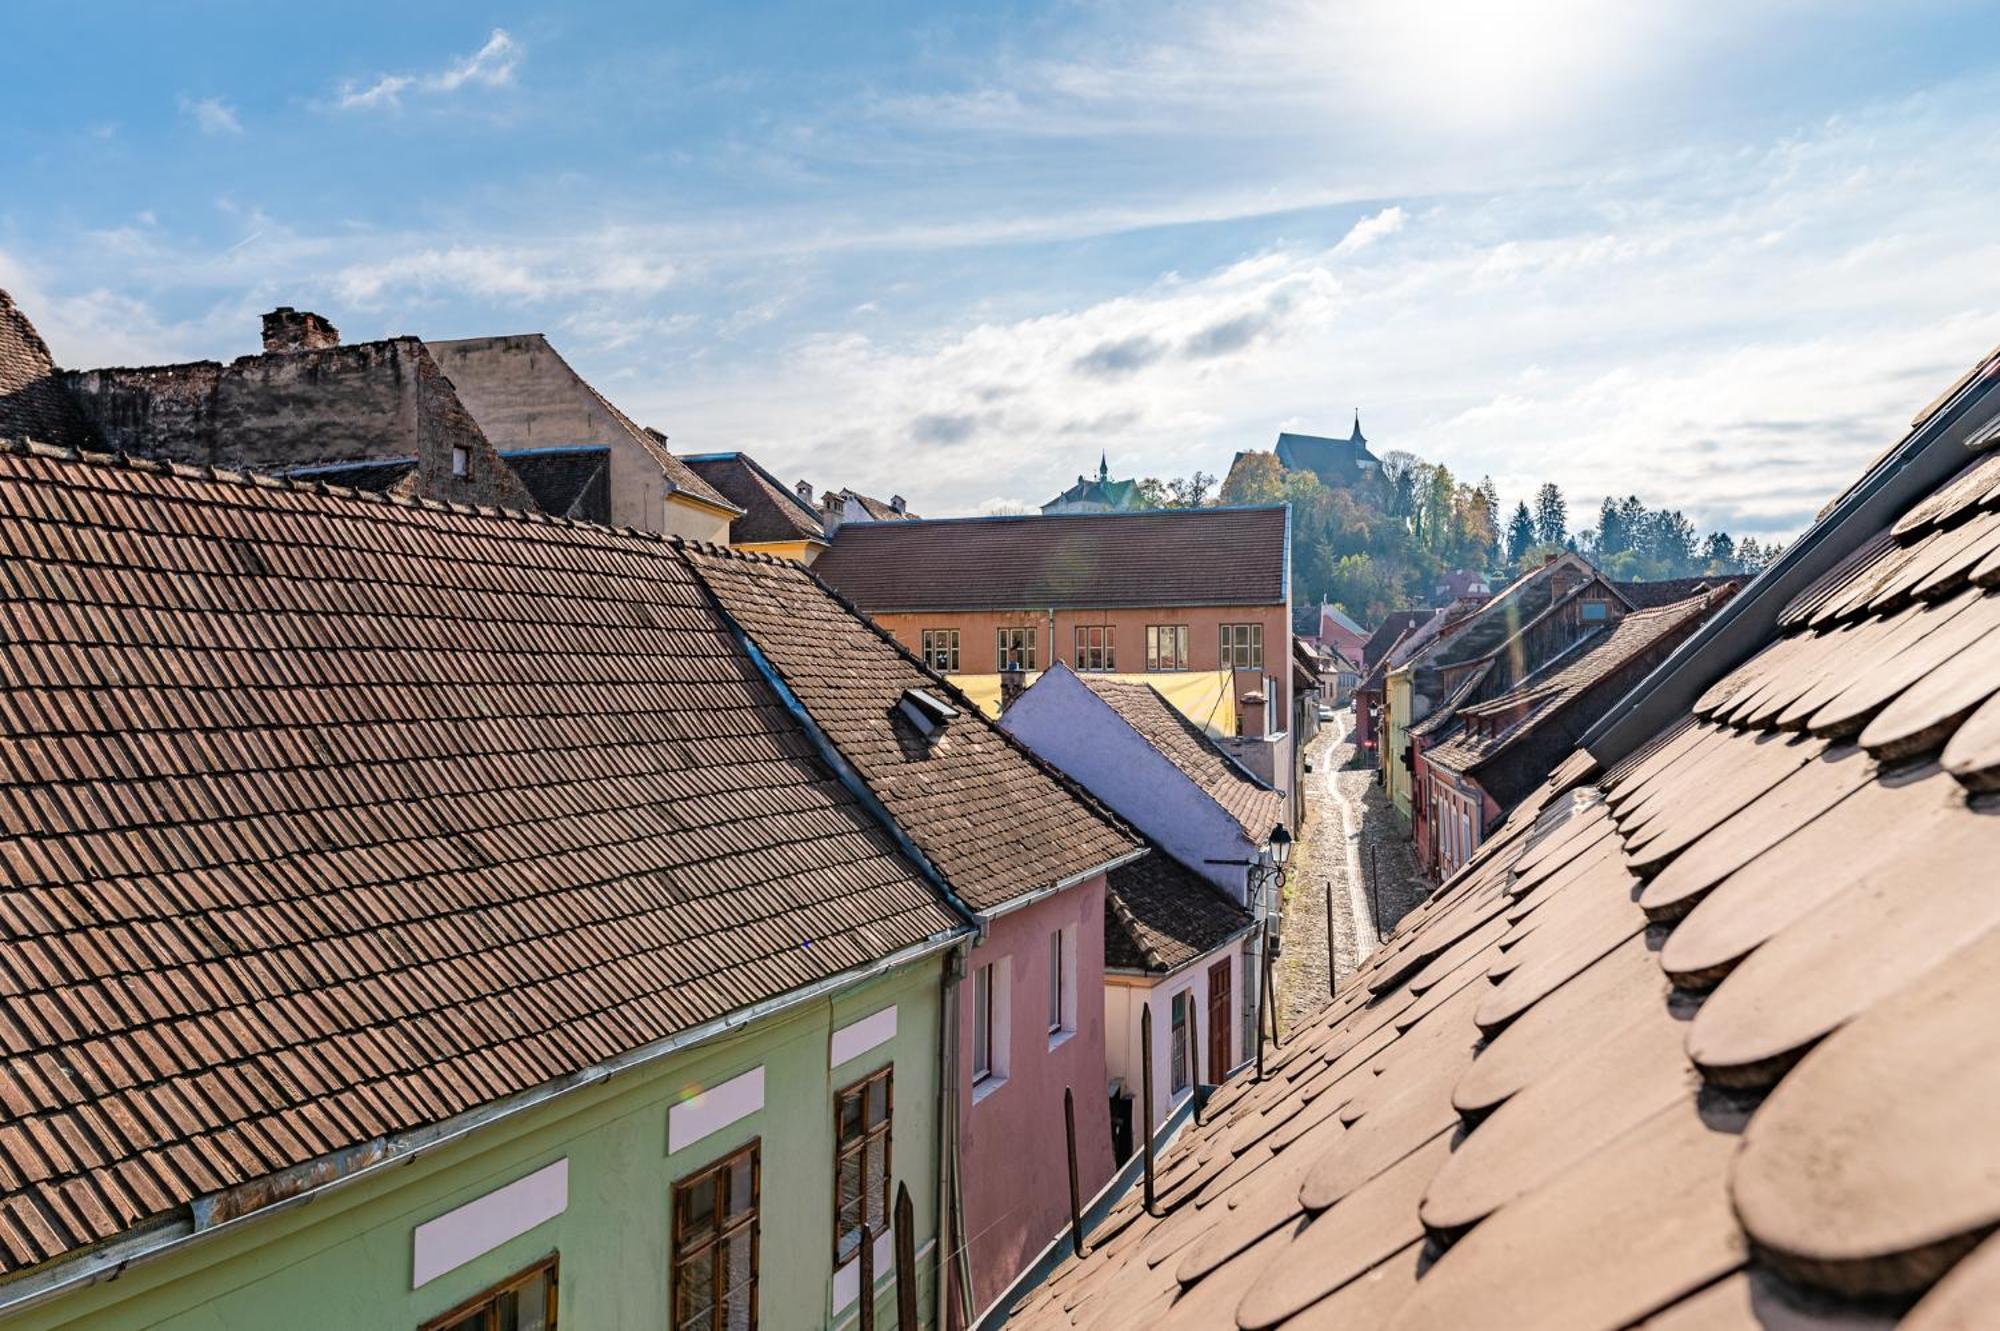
left=62, top=362, right=225, bottom=460
left=59, top=338, right=532, bottom=510
left=0, top=290, right=91, bottom=448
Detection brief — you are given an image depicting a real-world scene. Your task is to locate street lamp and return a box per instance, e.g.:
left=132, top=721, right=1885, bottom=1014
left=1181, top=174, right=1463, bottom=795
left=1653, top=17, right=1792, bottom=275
left=1268, top=823, right=1292, bottom=869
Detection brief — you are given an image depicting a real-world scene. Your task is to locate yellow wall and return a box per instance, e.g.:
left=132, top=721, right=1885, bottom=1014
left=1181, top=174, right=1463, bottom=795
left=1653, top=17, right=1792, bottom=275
left=954, top=668, right=1238, bottom=736
left=1385, top=668, right=1416, bottom=820
left=659, top=493, right=736, bottom=543
left=731, top=538, right=827, bottom=564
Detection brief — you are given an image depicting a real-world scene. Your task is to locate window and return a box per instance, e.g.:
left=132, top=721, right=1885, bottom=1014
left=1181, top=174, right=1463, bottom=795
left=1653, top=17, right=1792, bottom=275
left=1074, top=625, right=1115, bottom=671
left=971, top=963, right=994, bottom=1082
left=1045, top=926, right=1076, bottom=1041
left=421, top=1257, right=556, bottom=1331
left=1220, top=624, right=1264, bottom=669
left=920, top=629, right=960, bottom=672
left=449, top=444, right=470, bottom=479
left=1145, top=625, right=1189, bottom=672
left=996, top=627, right=1037, bottom=671
left=834, top=1069, right=892, bottom=1264
left=673, top=1143, right=759, bottom=1331
left=1580, top=600, right=1610, bottom=623
left=1169, top=991, right=1192, bottom=1095
left=970, top=959, right=1010, bottom=1096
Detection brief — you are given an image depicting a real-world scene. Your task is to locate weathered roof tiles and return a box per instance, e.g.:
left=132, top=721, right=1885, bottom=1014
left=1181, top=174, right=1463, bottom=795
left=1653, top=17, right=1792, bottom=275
left=1006, top=406, right=2000, bottom=1328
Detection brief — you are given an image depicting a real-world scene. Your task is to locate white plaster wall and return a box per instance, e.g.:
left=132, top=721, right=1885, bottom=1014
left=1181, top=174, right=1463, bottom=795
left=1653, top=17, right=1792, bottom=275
left=1002, top=666, right=1256, bottom=902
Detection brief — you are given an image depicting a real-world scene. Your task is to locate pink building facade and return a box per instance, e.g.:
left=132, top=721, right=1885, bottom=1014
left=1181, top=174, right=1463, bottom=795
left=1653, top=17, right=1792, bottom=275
left=957, top=874, right=1117, bottom=1320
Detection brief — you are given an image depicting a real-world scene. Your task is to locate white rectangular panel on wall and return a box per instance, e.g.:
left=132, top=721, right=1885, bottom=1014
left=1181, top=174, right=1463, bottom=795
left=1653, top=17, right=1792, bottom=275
left=830, top=1005, right=898, bottom=1067
left=412, top=1158, right=568, bottom=1288
left=668, top=1065, right=766, bottom=1154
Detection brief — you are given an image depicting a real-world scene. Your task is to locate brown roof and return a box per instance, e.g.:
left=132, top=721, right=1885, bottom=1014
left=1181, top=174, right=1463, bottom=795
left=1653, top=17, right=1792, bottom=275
left=841, top=490, right=917, bottom=522
left=1363, top=610, right=1431, bottom=673
left=0, top=441, right=963, bottom=1277
left=1426, top=589, right=1734, bottom=777
left=0, top=291, right=88, bottom=450
left=1008, top=419, right=2000, bottom=1325
left=1612, top=576, right=1722, bottom=609
left=683, top=549, right=1141, bottom=912
left=812, top=505, right=1289, bottom=612
left=682, top=452, right=828, bottom=545
left=1081, top=675, right=1283, bottom=841
left=1104, top=852, right=1253, bottom=974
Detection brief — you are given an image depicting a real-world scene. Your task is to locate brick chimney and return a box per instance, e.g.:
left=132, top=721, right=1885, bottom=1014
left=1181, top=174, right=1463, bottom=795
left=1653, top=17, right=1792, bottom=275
left=1239, top=689, right=1267, bottom=739
left=1000, top=665, right=1027, bottom=713
left=261, top=308, right=339, bottom=354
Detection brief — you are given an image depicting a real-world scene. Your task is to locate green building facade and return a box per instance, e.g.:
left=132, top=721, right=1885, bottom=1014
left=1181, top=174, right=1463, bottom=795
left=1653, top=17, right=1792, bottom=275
left=14, top=956, right=946, bottom=1331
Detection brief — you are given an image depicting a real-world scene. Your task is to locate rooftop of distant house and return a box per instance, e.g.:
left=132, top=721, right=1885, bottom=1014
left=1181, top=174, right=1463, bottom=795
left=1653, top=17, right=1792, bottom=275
left=812, top=503, right=1290, bottom=612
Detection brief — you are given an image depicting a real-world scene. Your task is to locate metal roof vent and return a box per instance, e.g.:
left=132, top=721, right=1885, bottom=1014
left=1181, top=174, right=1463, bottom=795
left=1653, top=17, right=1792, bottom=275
left=897, top=687, right=960, bottom=740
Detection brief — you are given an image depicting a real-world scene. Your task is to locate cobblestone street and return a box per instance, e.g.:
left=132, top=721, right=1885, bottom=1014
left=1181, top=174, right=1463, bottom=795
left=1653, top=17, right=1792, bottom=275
left=1276, top=709, right=1433, bottom=1032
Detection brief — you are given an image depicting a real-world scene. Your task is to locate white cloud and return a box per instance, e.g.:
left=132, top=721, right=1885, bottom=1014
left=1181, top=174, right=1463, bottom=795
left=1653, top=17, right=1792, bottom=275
left=179, top=96, right=243, bottom=136
left=336, top=29, right=521, bottom=112
left=1332, top=206, right=1405, bottom=257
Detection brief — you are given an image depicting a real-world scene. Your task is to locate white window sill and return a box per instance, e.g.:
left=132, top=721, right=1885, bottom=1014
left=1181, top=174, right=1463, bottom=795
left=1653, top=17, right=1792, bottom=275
left=971, top=1073, right=1009, bottom=1105
left=1047, top=1026, right=1076, bottom=1053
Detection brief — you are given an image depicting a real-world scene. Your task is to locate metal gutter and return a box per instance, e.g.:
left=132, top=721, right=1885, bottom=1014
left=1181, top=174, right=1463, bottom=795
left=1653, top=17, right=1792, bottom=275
left=1580, top=348, right=2000, bottom=766
left=0, top=929, right=964, bottom=1321
left=974, top=847, right=1151, bottom=923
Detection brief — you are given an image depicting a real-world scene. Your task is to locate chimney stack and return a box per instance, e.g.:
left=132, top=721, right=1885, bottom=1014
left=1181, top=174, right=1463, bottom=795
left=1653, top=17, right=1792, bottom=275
left=1000, top=665, right=1027, bottom=713
left=1239, top=689, right=1267, bottom=740
left=796, top=479, right=815, bottom=504
left=261, top=308, right=340, bottom=355
left=890, top=494, right=906, bottom=514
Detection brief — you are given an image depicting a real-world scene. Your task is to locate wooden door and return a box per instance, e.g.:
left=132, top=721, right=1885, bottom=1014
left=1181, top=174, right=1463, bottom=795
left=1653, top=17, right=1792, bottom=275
left=1206, top=958, right=1232, bottom=1083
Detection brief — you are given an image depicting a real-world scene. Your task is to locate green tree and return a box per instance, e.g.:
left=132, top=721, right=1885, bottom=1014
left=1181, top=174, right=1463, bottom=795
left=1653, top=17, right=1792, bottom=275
left=1506, top=501, right=1536, bottom=565
left=1219, top=454, right=1283, bottom=505
left=1534, top=482, right=1568, bottom=548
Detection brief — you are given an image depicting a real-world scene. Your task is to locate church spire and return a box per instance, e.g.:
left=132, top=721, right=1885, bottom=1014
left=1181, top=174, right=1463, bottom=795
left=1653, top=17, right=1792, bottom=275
left=1350, top=409, right=1366, bottom=446
left=1098, top=451, right=1109, bottom=482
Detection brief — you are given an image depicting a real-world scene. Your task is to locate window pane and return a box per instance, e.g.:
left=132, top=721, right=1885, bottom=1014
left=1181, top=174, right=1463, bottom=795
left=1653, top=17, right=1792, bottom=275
left=836, top=1151, right=864, bottom=1258
left=680, top=1174, right=718, bottom=1241
left=972, top=967, right=991, bottom=1077
left=498, top=1272, right=550, bottom=1331
left=726, top=1153, right=755, bottom=1221
left=866, top=1075, right=889, bottom=1127
left=676, top=1249, right=715, bottom=1323
left=839, top=1089, right=864, bottom=1143
left=721, top=1231, right=755, bottom=1331
left=865, top=1141, right=888, bottom=1230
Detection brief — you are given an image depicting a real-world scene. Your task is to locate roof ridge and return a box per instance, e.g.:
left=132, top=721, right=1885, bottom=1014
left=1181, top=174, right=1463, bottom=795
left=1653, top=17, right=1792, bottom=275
left=0, top=433, right=660, bottom=538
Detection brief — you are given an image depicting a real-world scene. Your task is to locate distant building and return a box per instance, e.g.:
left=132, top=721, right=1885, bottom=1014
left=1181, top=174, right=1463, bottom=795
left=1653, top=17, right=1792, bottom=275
left=1434, top=567, right=1494, bottom=601
left=809, top=483, right=918, bottom=533
left=427, top=331, right=743, bottom=539
left=1043, top=453, right=1143, bottom=514
left=1310, top=601, right=1369, bottom=662
left=811, top=504, right=1298, bottom=809
left=681, top=451, right=832, bottom=562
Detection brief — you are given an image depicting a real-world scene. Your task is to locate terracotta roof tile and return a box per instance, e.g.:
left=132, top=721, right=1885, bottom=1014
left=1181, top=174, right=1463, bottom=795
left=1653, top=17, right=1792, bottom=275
left=0, top=442, right=961, bottom=1276
left=681, top=546, right=1140, bottom=911
left=1077, top=674, right=1284, bottom=841
left=1006, top=391, right=2000, bottom=1328
left=811, top=505, right=1288, bottom=612
left=682, top=452, right=828, bottom=546
left=1103, top=851, right=1252, bottom=974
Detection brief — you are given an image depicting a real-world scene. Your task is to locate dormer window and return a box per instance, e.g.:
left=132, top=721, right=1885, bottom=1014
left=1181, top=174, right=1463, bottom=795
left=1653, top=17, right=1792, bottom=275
left=897, top=687, right=959, bottom=740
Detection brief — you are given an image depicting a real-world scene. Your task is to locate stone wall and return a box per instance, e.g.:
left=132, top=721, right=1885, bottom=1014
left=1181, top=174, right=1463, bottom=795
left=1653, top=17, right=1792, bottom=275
left=62, top=339, right=532, bottom=511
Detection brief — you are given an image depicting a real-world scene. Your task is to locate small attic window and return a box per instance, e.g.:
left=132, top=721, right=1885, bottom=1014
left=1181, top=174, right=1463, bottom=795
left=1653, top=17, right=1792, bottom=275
left=1580, top=599, right=1610, bottom=622
left=897, top=687, right=960, bottom=739
left=450, top=444, right=470, bottom=479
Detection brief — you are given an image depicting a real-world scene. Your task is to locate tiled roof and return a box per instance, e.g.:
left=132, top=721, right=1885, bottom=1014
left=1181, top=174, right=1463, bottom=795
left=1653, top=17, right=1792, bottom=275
left=1426, top=589, right=1734, bottom=775
left=1612, top=576, right=1720, bottom=610
left=1426, top=554, right=1607, bottom=669
left=1081, top=676, right=1284, bottom=842
left=812, top=506, right=1289, bottom=612
left=842, top=490, right=917, bottom=522
left=1361, top=610, right=1431, bottom=675
left=500, top=446, right=612, bottom=524
left=0, top=291, right=88, bottom=450
left=682, top=452, right=828, bottom=545
left=682, top=549, right=1142, bottom=912
left=1008, top=419, right=2000, bottom=1326
left=1104, top=852, right=1253, bottom=975
left=0, top=441, right=963, bottom=1277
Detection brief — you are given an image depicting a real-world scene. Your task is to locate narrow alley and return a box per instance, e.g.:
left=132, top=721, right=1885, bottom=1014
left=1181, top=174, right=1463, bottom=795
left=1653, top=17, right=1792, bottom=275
left=1276, top=709, right=1432, bottom=1032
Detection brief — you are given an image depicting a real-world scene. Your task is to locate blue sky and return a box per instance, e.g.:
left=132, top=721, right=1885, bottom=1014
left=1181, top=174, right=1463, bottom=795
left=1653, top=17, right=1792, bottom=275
left=6, top=2, right=2000, bottom=538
